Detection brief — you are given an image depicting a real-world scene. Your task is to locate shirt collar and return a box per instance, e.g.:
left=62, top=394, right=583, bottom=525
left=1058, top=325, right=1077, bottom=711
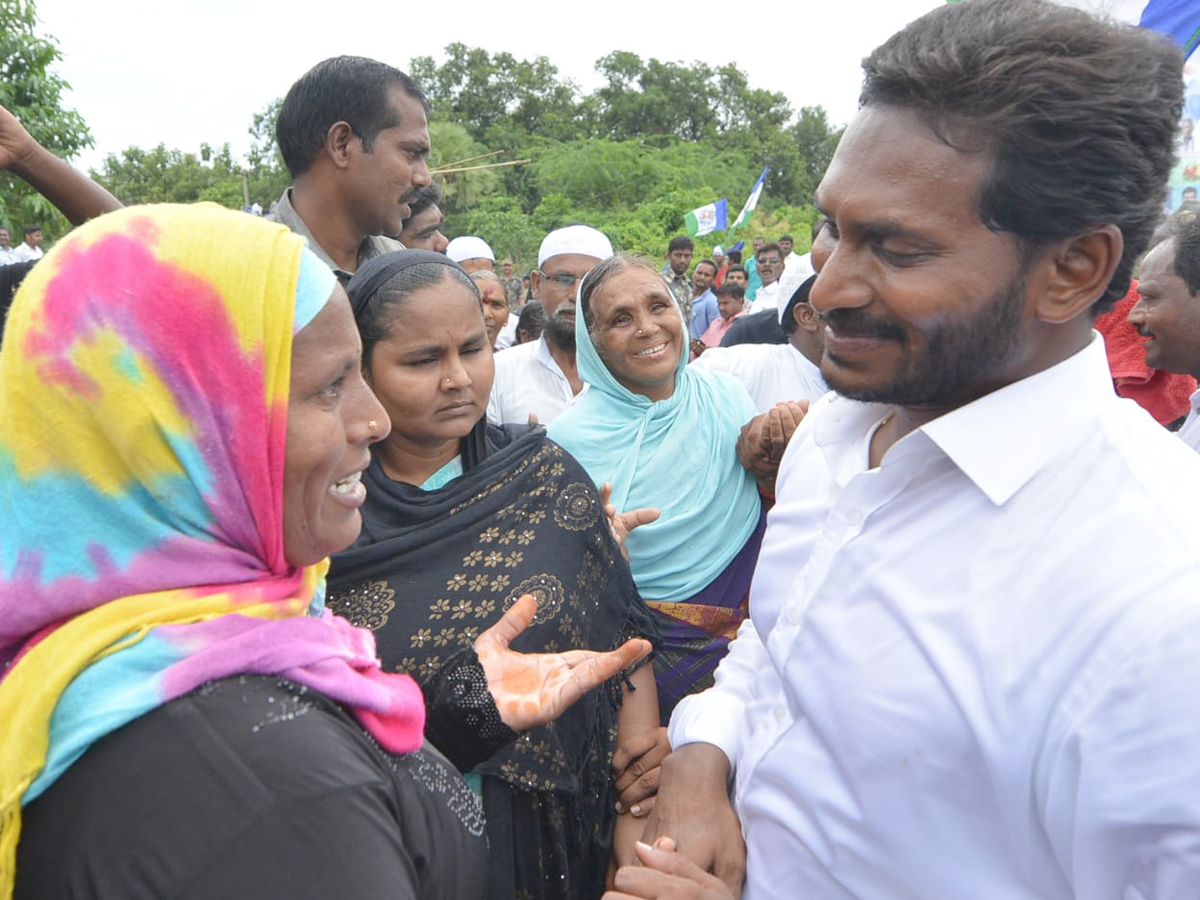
left=1190, top=387, right=1200, bottom=415
left=273, top=189, right=404, bottom=283
left=813, top=333, right=1116, bottom=506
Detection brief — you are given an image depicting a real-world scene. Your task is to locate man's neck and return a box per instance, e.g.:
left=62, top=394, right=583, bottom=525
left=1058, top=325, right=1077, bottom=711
left=289, top=181, right=365, bottom=273
left=544, top=332, right=584, bottom=396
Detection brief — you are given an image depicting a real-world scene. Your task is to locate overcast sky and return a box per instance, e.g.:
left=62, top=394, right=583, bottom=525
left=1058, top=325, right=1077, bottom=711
left=37, top=0, right=944, bottom=171
left=34, top=0, right=1171, bottom=174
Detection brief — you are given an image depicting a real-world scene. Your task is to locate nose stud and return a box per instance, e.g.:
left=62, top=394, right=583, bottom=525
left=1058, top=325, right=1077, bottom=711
left=367, top=420, right=379, bottom=432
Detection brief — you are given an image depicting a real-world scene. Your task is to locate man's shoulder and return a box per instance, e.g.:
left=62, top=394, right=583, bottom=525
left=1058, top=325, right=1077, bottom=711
left=361, top=233, right=405, bottom=259
left=492, top=340, right=542, bottom=380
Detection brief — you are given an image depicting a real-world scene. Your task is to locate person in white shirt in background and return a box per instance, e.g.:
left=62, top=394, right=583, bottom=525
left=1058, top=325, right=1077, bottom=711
left=691, top=270, right=827, bottom=413
left=0, top=227, right=15, bottom=264
left=782, top=221, right=820, bottom=282
left=744, top=243, right=785, bottom=316
left=488, top=225, right=612, bottom=425
left=1128, top=214, right=1200, bottom=452
left=10, top=224, right=43, bottom=262
left=609, top=3, right=1200, bottom=899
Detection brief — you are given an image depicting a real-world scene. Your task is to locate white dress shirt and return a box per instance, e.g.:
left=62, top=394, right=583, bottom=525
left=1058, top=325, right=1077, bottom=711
left=670, top=334, right=1200, bottom=900
left=10, top=243, right=42, bottom=263
left=487, top=335, right=584, bottom=426
left=1176, top=388, right=1200, bottom=452
left=492, top=316, right=519, bottom=351
left=746, top=280, right=782, bottom=316
left=691, top=343, right=829, bottom=413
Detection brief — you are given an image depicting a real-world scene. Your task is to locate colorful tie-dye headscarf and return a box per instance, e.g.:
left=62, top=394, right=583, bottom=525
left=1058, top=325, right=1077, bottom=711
left=0, top=204, right=424, bottom=893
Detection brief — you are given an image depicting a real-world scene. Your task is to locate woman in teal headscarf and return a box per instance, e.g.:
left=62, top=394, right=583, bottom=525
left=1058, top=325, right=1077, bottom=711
left=549, top=254, right=765, bottom=723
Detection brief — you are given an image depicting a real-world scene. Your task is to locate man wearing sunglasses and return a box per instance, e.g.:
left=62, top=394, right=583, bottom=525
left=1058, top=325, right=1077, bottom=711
left=487, top=225, right=614, bottom=425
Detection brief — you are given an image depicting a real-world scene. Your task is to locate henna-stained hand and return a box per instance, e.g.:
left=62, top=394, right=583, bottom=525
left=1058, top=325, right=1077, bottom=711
left=599, top=482, right=660, bottom=560
left=474, top=594, right=652, bottom=732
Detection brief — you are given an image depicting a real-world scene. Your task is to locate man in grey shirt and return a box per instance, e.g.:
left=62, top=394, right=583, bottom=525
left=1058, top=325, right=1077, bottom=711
left=273, top=56, right=432, bottom=280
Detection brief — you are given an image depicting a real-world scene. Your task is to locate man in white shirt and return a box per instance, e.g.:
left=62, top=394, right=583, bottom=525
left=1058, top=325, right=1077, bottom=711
left=745, top=243, right=785, bottom=315
left=616, top=3, right=1200, bottom=900
left=487, top=225, right=612, bottom=425
left=1127, top=215, right=1200, bottom=451
left=0, top=227, right=15, bottom=264
left=691, top=270, right=827, bottom=412
left=10, top=225, right=42, bottom=262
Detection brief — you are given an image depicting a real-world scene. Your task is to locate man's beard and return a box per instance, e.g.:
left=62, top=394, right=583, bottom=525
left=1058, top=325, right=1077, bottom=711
left=543, top=310, right=576, bottom=352
left=821, top=272, right=1027, bottom=408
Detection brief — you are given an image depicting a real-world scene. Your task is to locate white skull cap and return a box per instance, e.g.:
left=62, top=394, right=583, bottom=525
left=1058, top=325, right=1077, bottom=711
left=537, top=225, right=614, bottom=269
left=446, top=235, right=495, bottom=263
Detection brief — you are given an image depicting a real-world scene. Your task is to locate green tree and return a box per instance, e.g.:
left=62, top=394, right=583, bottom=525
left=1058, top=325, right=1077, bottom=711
left=0, top=0, right=92, bottom=239
left=95, top=143, right=283, bottom=209
left=411, top=44, right=581, bottom=144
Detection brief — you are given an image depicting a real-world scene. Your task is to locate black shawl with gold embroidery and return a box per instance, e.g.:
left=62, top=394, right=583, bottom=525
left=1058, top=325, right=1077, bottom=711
left=327, top=421, right=654, bottom=900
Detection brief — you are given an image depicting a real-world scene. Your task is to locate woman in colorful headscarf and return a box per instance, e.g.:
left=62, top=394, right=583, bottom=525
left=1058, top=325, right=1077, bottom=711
left=0, top=205, right=648, bottom=900
left=326, top=249, right=662, bottom=900
left=549, top=254, right=766, bottom=725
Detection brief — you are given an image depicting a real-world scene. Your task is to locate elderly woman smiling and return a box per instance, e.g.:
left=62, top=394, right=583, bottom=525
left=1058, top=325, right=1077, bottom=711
left=0, top=206, right=648, bottom=899
left=549, top=255, right=766, bottom=724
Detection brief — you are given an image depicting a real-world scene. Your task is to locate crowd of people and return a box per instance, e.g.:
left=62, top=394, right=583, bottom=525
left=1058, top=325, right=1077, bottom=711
left=4, top=0, right=1200, bottom=898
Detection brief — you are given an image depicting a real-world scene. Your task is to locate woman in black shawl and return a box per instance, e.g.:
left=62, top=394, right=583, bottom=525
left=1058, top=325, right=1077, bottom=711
left=327, top=250, right=661, bottom=900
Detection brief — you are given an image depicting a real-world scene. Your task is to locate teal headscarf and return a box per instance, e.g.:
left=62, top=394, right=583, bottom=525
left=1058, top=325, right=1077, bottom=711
left=548, top=262, right=760, bottom=603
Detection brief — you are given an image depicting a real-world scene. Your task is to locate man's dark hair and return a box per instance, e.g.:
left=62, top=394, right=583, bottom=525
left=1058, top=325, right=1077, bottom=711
left=517, top=300, right=547, bottom=342
left=727, top=264, right=747, bottom=279
left=277, top=56, right=428, bottom=179
left=716, top=282, right=745, bottom=301
left=727, top=250, right=742, bottom=264
left=1154, top=215, right=1200, bottom=297
left=405, top=181, right=443, bottom=220
left=756, top=242, right=783, bottom=262
left=860, top=0, right=1183, bottom=313
left=780, top=234, right=794, bottom=243
left=695, top=258, right=717, bottom=274
left=668, top=235, right=694, bottom=254
left=23, top=225, right=41, bottom=236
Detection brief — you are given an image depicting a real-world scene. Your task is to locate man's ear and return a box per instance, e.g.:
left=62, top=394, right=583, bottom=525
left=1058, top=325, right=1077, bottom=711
left=1033, top=225, right=1123, bottom=324
left=325, top=121, right=357, bottom=171
left=793, top=302, right=821, bottom=333
left=529, top=269, right=543, bottom=300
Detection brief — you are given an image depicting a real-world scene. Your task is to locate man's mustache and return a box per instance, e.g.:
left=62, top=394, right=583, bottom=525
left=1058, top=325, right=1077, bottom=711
left=820, top=307, right=905, bottom=341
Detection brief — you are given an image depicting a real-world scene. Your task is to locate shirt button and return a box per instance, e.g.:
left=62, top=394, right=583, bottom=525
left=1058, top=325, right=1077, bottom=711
left=774, top=703, right=787, bottom=722
left=844, top=507, right=863, bottom=526
left=787, top=603, right=803, bottom=626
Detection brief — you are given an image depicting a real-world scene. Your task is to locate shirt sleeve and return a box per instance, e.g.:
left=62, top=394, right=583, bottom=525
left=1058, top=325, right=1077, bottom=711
left=668, top=617, right=769, bottom=771
left=1038, top=604, right=1200, bottom=900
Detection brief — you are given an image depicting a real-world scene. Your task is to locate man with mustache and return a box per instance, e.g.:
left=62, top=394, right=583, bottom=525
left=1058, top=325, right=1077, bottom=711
left=273, top=56, right=431, bottom=280
left=1128, top=215, right=1200, bottom=451
left=487, top=225, right=613, bottom=425
left=619, top=2, right=1200, bottom=899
